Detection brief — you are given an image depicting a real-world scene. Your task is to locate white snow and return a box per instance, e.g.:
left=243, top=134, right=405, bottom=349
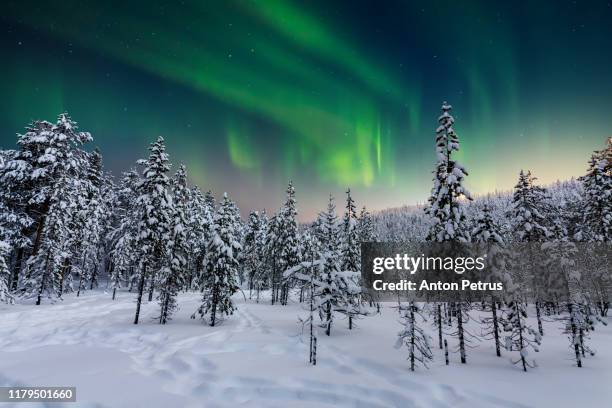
left=1, top=290, right=611, bottom=408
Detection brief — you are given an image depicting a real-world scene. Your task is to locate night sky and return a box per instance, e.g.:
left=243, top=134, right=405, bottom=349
left=1, top=1, right=611, bottom=219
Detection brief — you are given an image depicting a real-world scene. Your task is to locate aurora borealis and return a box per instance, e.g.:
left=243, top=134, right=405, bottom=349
left=1, top=1, right=611, bottom=219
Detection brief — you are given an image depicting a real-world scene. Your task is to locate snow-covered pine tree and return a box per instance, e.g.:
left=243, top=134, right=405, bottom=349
left=424, top=102, right=472, bottom=363
left=72, top=149, right=105, bottom=297
left=110, top=170, right=140, bottom=299
left=278, top=181, right=300, bottom=305
left=472, top=204, right=511, bottom=357
left=0, top=174, right=12, bottom=301
left=316, top=194, right=340, bottom=251
left=265, top=211, right=283, bottom=304
left=192, top=193, right=241, bottom=326
left=317, top=195, right=357, bottom=336
left=503, top=298, right=542, bottom=372
left=555, top=266, right=595, bottom=367
left=2, top=114, right=91, bottom=299
left=204, top=190, right=216, bottom=212
left=580, top=140, right=612, bottom=242
left=133, top=137, right=173, bottom=325
left=394, top=302, right=434, bottom=371
left=545, top=234, right=604, bottom=367
left=511, top=170, right=550, bottom=335
left=425, top=102, right=472, bottom=243
left=185, top=187, right=213, bottom=291
left=341, top=188, right=360, bottom=272
left=0, top=149, right=32, bottom=293
left=284, top=246, right=360, bottom=337
left=83, top=149, right=105, bottom=291
left=96, top=171, right=117, bottom=291
left=297, top=229, right=319, bottom=302
left=243, top=211, right=262, bottom=297
left=157, top=165, right=189, bottom=324
left=357, top=205, right=375, bottom=243
left=340, top=188, right=363, bottom=329
left=252, top=209, right=269, bottom=301
left=25, top=173, right=75, bottom=304
left=512, top=170, right=550, bottom=242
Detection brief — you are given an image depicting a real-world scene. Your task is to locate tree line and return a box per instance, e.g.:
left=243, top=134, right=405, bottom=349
left=0, top=105, right=610, bottom=372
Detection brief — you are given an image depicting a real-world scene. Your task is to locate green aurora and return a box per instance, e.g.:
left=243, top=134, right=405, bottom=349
left=1, top=0, right=611, bottom=219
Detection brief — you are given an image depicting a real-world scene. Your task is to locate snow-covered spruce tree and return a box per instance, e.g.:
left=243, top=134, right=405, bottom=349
left=341, top=188, right=360, bottom=272
left=243, top=211, right=262, bottom=297
left=357, top=205, right=376, bottom=243
left=550, top=251, right=591, bottom=368
left=573, top=142, right=611, bottom=316
left=284, top=243, right=360, bottom=337
left=185, top=187, right=213, bottom=291
left=512, top=170, right=550, bottom=242
left=297, top=229, right=320, bottom=302
left=109, top=170, right=140, bottom=299
left=472, top=204, right=512, bottom=357
left=511, top=170, right=550, bottom=335
left=2, top=114, right=91, bottom=298
left=424, top=102, right=472, bottom=363
left=340, top=188, right=363, bottom=329
left=83, top=149, right=106, bottom=291
left=316, top=194, right=340, bottom=251
left=394, top=302, right=433, bottom=371
left=252, top=209, right=269, bottom=301
left=425, top=102, right=472, bottom=243
left=278, top=181, right=300, bottom=305
left=546, top=235, right=605, bottom=367
left=204, top=190, right=216, bottom=212
left=317, top=195, right=358, bottom=336
left=0, top=149, right=32, bottom=293
left=192, top=193, right=241, bottom=326
left=264, top=211, right=283, bottom=304
left=503, top=298, right=542, bottom=372
left=133, top=137, right=173, bottom=325
left=287, top=231, right=320, bottom=364
left=579, top=141, right=611, bottom=242
left=73, top=149, right=105, bottom=296
left=157, top=165, right=189, bottom=324
left=97, top=172, right=117, bottom=290
left=0, top=173, right=13, bottom=302
left=25, top=174, right=76, bottom=304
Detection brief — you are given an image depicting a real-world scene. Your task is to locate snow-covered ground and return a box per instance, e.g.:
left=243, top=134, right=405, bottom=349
left=1, top=290, right=611, bottom=408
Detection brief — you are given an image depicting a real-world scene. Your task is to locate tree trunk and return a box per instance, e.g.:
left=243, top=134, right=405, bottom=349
left=492, top=300, right=501, bottom=357
left=148, top=271, right=155, bottom=301
left=36, top=252, right=52, bottom=306
left=409, top=307, right=415, bottom=371
left=30, top=201, right=50, bottom=259
left=437, top=304, right=443, bottom=349
left=210, top=284, right=218, bottom=327
left=325, top=302, right=332, bottom=336
left=160, top=291, right=169, bottom=325
left=535, top=301, right=544, bottom=336
left=516, top=302, right=527, bottom=372
left=568, top=303, right=582, bottom=367
left=457, top=304, right=466, bottom=364
left=134, top=264, right=147, bottom=324
left=10, top=247, right=23, bottom=291
left=444, top=339, right=449, bottom=365
left=89, top=263, right=98, bottom=290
